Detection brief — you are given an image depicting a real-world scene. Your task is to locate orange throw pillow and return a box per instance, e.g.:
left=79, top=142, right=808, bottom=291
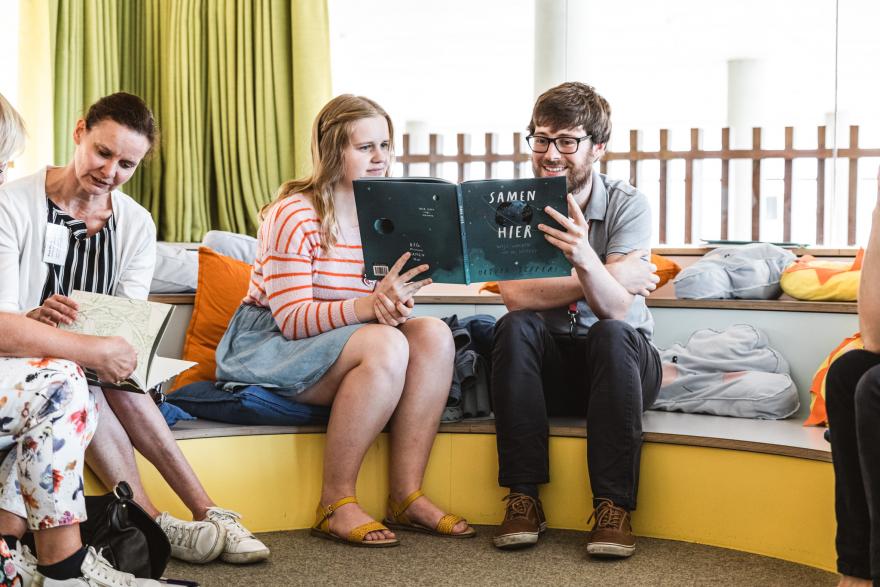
left=652, top=253, right=681, bottom=288
left=804, top=332, right=864, bottom=426
left=170, top=247, right=252, bottom=391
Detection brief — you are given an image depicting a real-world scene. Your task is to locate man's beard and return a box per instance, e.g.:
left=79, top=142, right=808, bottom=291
left=532, top=160, right=591, bottom=195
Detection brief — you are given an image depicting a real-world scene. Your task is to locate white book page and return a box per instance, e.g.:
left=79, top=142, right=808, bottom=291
left=147, top=356, right=197, bottom=390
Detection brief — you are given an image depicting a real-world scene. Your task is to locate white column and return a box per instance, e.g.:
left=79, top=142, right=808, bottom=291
left=533, top=0, right=567, bottom=99
left=727, top=59, right=767, bottom=240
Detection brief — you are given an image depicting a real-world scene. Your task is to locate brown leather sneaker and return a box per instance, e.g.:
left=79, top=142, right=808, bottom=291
left=492, top=493, right=547, bottom=550
left=586, top=498, right=636, bottom=558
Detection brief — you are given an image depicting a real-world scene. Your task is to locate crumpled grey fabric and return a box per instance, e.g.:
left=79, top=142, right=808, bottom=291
left=440, top=314, right=495, bottom=423
left=673, top=243, right=796, bottom=300
left=651, top=324, right=800, bottom=419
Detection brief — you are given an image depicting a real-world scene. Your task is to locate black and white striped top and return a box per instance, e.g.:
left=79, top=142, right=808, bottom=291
left=40, top=198, right=116, bottom=304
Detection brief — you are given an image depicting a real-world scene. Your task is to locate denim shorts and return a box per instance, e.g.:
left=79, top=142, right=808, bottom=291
left=215, top=303, right=367, bottom=398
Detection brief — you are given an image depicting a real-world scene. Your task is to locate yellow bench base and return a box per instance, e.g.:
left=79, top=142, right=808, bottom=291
left=85, top=432, right=835, bottom=572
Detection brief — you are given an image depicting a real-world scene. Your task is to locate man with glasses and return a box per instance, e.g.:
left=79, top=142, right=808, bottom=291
left=491, top=82, right=661, bottom=558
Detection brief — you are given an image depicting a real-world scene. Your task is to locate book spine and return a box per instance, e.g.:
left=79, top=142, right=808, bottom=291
left=456, top=185, right=471, bottom=284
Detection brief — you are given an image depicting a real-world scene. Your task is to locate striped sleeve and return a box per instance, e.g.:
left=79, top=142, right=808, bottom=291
left=261, top=199, right=360, bottom=340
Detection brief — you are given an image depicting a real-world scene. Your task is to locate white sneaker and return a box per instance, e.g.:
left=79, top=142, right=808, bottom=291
left=10, top=541, right=37, bottom=587
left=205, top=507, right=270, bottom=564
left=33, top=546, right=160, bottom=586
left=155, top=512, right=225, bottom=564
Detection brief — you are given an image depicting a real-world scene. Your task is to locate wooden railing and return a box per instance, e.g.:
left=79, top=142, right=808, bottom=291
left=396, top=127, right=880, bottom=246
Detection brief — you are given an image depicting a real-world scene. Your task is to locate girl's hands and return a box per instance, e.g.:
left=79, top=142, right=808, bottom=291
left=539, top=194, right=597, bottom=272
left=27, top=294, right=78, bottom=326
left=366, top=252, right=432, bottom=325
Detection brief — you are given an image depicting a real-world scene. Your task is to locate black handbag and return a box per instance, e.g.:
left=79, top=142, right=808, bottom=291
left=79, top=481, right=171, bottom=580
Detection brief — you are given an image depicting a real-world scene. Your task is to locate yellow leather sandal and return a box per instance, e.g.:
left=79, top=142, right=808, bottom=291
left=311, top=496, right=400, bottom=548
left=384, top=489, right=476, bottom=538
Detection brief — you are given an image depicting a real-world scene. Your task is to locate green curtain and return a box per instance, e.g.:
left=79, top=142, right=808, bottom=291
left=49, top=0, right=331, bottom=241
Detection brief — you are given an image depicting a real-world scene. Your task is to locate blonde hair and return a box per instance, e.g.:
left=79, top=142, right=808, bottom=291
left=0, top=93, right=26, bottom=163
left=263, top=94, right=394, bottom=249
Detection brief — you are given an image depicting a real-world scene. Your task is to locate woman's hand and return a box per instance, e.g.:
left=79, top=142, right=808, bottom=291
left=86, top=336, right=138, bottom=383
left=539, top=194, right=599, bottom=272
left=26, top=294, right=78, bottom=326
left=374, top=293, right=414, bottom=327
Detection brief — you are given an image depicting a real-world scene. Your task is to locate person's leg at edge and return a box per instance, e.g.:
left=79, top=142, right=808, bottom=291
left=827, top=350, right=880, bottom=586
left=384, top=317, right=468, bottom=533
left=295, top=324, right=408, bottom=543
left=856, top=365, right=880, bottom=586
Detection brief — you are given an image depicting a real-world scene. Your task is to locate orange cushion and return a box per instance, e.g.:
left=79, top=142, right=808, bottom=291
left=477, top=253, right=680, bottom=294
left=170, top=247, right=252, bottom=391
left=652, top=253, right=681, bottom=288
left=804, top=332, right=864, bottom=426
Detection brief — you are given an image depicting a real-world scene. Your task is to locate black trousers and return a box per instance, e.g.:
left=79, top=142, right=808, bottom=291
left=826, top=349, right=880, bottom=582
left=491, top=310, right=662, bottom=510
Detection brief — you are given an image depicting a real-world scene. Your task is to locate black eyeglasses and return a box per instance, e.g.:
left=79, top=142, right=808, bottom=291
left=526, top=135, right=591, bottom=154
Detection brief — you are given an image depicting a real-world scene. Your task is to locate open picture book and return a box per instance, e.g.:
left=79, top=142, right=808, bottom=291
left=353, top=176, right=570, bottom=284
left=59, top=290, right=196, bottom=393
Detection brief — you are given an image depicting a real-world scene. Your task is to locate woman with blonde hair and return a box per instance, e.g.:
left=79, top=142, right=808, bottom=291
left=215, top=94, right=474, bottom=546
left=0, top=92, right=26, bottom=186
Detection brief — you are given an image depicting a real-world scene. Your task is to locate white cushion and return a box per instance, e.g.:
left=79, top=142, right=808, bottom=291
left=150, top=243, right=198, bottom=293
left=202, top=230, right=258, bottom=264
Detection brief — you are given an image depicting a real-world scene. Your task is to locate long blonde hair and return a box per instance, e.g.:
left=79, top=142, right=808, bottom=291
left=263, top=94, right=394, bottom=249
left=0, top=92, right=26, bottom=163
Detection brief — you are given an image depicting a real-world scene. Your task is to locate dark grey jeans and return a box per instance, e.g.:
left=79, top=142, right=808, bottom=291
left=491, top=310, right=662, bottom=510
left=826, top=349, right=880, bottom=583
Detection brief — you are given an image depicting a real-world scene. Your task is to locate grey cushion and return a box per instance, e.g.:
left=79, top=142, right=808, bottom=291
left=202, top=230, right=258, bottom=264
left=652, top=324, right=800, bottom=420
left=673, top=243, right=796, bottom=300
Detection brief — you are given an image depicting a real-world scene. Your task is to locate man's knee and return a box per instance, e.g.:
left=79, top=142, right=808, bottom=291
left=585, top=320, right=637, bottom=355
left=494, top=310, right=545, bottom=346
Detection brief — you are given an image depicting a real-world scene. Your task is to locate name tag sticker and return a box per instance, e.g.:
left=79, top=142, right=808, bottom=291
left=43, top=223, right=69, bottom=265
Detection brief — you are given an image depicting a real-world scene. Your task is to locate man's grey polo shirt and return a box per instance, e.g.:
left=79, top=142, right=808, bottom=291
left=538, top=170, right=655, bottom=340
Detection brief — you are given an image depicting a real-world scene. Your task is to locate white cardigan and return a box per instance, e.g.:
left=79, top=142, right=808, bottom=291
left=0, top=167, right=157, bottom=312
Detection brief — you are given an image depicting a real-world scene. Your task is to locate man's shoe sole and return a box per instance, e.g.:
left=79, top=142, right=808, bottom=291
left=493, top=522, right=547, bottom=550
left=493, top=531, right=539, bottom=549
left=586, top=541, right=636, bottom=558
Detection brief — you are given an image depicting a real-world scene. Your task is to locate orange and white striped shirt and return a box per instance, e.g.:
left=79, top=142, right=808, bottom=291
left=244, top=195, right=372, bottom=340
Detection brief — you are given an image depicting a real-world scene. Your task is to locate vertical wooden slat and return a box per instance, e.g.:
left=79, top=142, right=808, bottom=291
left=457, top=133, right=470, bottom=183
left=751, top=127, right=762, bottom=241
left=428, top=134, right=441, bottom=178
left=783, top=127, right=794, bottom=242
left=402, top=134, right=411, bottom=177
left=513, top=132, right=523, bottom=179
left=684, top=128, right=701, bottom=244
left=485, top=133, right=498, bottom=179
left=720, top=128, right=730, bottom=240
left=600, top=158, right=608, bottom=175
left=848, top=125, right=859, bottom=245
left=816, top=126, right=826, bottom=245
left=629, top=129, right=640, bottom=187
left=659, top=129, right=668, bottom=244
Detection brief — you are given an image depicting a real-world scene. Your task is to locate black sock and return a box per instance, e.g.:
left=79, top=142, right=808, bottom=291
left=36, top=547, right=88, bottom=581
left=1, top=535, right=18, bottom=551
left=508, top=484, right=539, bottom=500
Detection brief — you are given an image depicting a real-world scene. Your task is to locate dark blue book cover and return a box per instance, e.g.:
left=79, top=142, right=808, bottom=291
left=354, top=176, right=569, bottom=284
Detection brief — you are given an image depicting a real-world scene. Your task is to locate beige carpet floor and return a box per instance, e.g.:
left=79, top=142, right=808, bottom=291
left=164, top=526, right=839, bottom=586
